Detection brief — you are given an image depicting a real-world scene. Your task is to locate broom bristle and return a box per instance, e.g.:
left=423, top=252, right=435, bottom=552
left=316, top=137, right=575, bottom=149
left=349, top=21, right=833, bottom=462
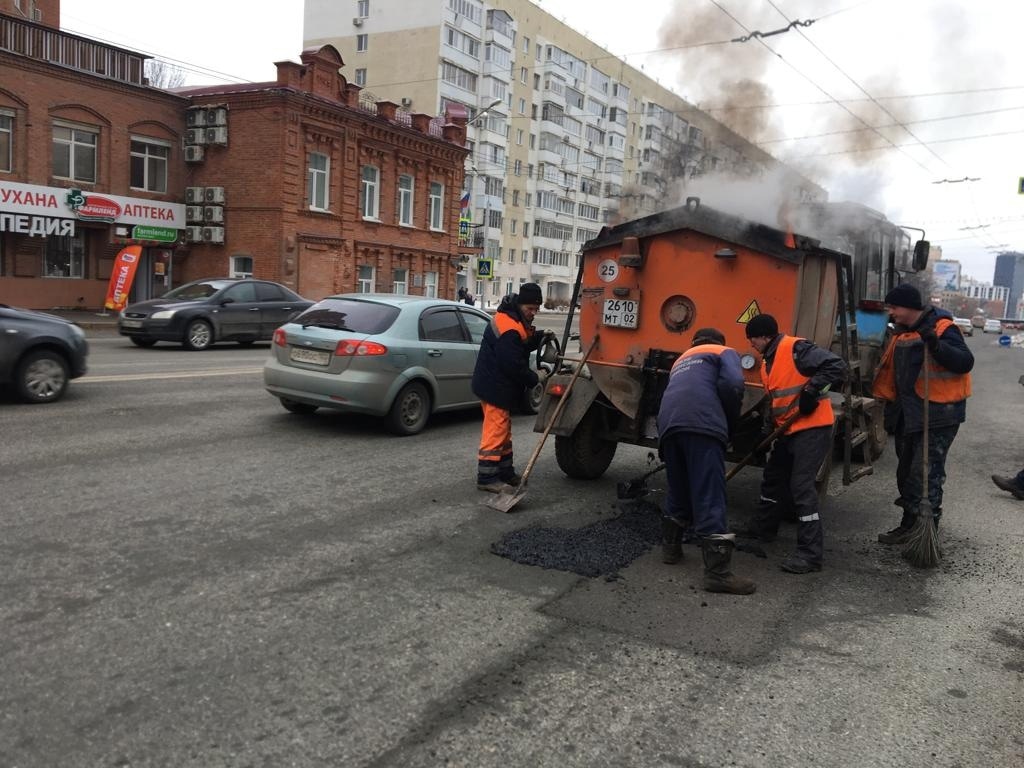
left=902, top=514, right=941, bottom=568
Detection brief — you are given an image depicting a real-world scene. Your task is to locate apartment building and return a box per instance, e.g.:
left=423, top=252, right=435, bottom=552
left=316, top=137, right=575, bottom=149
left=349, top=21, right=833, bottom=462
left=306, top=0, right=823, bottom=307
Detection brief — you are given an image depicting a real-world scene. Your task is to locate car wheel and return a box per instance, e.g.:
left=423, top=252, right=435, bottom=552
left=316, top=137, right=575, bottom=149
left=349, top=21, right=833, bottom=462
left=386, top=381, right=430, bottom=436
left=521, top=378, right=544, bottom=415
left=130, top=337, right=157, bottom=348
left=15, top=349, right=69, bottom=403
left=279, top=397, right=318, bottom=415
left=183, top=319, right=213, bottom=351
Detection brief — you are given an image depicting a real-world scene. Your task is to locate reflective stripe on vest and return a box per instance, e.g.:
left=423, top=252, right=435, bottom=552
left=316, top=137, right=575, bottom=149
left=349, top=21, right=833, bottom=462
left=671, top=343, right=731, bottom=372
left=759, top=335, right=834, bottom=433
left=871, top=318, right=972, bottom=403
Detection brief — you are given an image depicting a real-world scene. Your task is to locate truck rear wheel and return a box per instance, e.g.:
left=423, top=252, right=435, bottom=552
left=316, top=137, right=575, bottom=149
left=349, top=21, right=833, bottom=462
left=554, top=406, right=617, bottom=479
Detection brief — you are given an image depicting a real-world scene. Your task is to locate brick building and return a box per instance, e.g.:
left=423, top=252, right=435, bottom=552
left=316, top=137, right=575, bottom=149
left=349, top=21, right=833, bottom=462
left=0, top=4, right=470, bottom=309
left=175, top=44, right=469, bottom=301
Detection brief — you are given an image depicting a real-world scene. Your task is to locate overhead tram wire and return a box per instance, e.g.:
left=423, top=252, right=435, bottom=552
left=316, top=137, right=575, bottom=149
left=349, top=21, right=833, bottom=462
left=704, top=0, right=935, bottom=175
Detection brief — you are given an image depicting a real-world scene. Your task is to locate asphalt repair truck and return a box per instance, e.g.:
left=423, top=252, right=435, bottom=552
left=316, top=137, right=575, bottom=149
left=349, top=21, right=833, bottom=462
left=534, top=198, right=930, bottom=492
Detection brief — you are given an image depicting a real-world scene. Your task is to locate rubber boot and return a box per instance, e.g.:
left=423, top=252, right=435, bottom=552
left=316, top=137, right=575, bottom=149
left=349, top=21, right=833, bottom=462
left=878, top=510, right=916, bottom=545
left=701, top=534, right=756, bottom=595
left=662, top=517, right=683, bottom=564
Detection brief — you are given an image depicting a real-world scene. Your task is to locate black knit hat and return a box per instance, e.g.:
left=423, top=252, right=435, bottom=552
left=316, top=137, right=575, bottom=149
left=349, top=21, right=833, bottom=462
left=745, top=313, right=779, bottom=339
left=884, top=283, right=923, bottom=310
left=518, top=282, right=543, bottom=306
left=692, top=327, right=725, bottom=346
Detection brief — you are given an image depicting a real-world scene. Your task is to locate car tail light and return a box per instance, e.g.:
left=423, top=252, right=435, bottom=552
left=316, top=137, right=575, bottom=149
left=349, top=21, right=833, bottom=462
left=273, top=328, right=288, bottom=347
left=334, top=339, right=388, bottom=356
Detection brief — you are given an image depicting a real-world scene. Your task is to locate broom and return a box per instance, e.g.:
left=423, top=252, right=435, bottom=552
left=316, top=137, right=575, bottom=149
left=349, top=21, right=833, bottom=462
left=902, top=345, right=941, bottom=568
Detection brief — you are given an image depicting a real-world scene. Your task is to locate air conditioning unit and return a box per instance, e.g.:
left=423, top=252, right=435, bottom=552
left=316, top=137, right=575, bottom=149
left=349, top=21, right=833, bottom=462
left=352, top=16, right=363, bottom=26
left=185, top=128, right=207, bottom=145
left=184, top=145, right=205, bottom=163
left=202, top=226, right=225, bottom=244
left=206, top=107, right=227, bottom=126
left=205, top=127, right=228, bottom=145
left=185, top=226, right=204, bottom=243
left=203, top=206, right=224, bottom=223
left=400, top=97, right=412, bottom=108
left=205, top=186, right=226, bottom=204
left=185, top=187, right=206, bottom=204
left=186, top=205, right=205, bottom=222
left=186, top=108, right=207, bottom=127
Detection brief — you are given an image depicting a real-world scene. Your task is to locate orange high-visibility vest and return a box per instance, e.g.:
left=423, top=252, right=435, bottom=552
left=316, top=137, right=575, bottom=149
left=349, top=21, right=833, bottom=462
left=760, top=335, right=834, bottom=434
left=490, top=312, right=529, bottom=341
left=673, top=343, right=731, bottom=369
left=872, top=317, right=972, bottom=403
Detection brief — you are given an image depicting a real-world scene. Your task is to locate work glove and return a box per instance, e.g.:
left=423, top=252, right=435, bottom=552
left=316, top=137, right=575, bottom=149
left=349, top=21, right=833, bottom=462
left=918, top=324, right=939, bottom=352
left=798, top=386, right=820, bottom=416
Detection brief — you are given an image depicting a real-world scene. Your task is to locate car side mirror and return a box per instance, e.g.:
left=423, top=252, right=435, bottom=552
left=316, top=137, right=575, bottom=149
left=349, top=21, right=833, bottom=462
left=912, top=240, right=929, bottom=271
left=220, top=298, right=234, bottom=305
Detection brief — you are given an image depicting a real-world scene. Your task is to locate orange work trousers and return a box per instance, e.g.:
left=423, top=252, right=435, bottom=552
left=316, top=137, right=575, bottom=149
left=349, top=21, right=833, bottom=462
left=477, top=402, right=514, bottom=484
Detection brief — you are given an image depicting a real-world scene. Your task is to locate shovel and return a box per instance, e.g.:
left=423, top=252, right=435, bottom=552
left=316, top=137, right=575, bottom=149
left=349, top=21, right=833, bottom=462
left=487, top=336, right=600, bottom=513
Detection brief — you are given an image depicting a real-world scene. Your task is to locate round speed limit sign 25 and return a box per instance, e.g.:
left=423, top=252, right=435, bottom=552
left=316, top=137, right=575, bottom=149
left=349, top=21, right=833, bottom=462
left=598, top=259, right=619, bottom=283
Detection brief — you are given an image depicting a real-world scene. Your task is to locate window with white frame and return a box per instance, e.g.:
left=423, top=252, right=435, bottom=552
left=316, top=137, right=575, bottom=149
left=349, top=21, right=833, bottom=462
left=52, top=123, right=97, bottom=183
left=43, top=232, right=86, bottom=278
left=356, top=34, right=368, bottom=52
left=424, top=271, right=438, bottom=298
left=129, top=137, right=169, bottom=192
left=361, top=165, right=379, bottom=219
left=429, top=181, right=444, bottom=230
left=357, top=0, right=369, bottom=17
left=397, top=174, right=414, bottom=226
left=354, top=68, right=367, bottom=86
left=505, top=279, right=513, bottom=296
left=357, top=264, right=375, bottom=293
left=392, top=268, right=408, bottom=294
left=230, top=255, right=254, bottom=278
left=0, top=111, right=13, bottom=172
left=475, top=279, right=483, bottom=298
left=307, top=151, right=329, bottom=210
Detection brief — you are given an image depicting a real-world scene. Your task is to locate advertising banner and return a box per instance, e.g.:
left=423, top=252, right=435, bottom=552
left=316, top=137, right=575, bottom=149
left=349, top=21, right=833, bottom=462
left=104, top=245, right=143, bottom=311
left=932, top=261, right=961, bottom=292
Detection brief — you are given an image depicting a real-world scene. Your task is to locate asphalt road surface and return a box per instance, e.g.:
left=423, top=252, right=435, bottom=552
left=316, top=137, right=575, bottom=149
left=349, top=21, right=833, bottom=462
left=1, top=331, right=1021, bottom=767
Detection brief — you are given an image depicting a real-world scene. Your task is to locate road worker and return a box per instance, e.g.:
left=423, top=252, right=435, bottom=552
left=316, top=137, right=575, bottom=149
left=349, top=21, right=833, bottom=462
left=874, top=283, right=973, bottom=543
left=657, top=327, right=754, bottom=594
left=742, top=313, right=847, bottom=574
left=471, top=283, right=546, bottom=493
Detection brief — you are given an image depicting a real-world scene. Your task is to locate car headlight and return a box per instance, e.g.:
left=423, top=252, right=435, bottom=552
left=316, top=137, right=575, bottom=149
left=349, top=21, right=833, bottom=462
left=150, top=309, right=177, bottom=320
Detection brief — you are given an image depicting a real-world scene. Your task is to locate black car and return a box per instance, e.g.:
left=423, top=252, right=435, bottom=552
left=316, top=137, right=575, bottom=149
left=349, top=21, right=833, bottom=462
left=0, top=305, right=89, bottom=403
left=118, top=278, right=314, bottom=350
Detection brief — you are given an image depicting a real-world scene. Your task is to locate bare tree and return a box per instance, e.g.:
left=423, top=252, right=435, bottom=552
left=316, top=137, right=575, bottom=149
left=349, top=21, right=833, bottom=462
left=145, top=59, right=186, bottom=90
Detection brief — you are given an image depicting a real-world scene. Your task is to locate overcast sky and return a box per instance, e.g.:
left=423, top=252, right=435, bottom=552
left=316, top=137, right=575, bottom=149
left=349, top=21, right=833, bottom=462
left=60, top=0, right=1024, bottom=282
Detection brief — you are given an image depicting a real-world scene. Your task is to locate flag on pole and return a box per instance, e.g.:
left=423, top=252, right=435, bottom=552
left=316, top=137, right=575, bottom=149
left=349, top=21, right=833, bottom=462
left=104, top=245, right=143, bottom=311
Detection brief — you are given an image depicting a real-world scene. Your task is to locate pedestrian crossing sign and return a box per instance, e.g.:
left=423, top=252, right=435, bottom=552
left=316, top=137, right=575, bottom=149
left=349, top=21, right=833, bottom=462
left=477, top=257, right=493, bottom=279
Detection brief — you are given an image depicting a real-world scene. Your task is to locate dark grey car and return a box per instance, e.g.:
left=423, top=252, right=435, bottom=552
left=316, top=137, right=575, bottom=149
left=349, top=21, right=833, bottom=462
left=118, top=278, right=314, bottom=350
left=0, top=305, right=89, bottom=403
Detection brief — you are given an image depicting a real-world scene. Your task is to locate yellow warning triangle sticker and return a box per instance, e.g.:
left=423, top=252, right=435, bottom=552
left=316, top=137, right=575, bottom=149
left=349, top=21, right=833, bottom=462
left=737, top=299, right=761, bottom=324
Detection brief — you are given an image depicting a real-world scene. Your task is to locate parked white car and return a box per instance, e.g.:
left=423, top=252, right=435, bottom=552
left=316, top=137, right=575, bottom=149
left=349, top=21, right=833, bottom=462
left=953, top=317, right=974, bottom=337
left=983, top=318, right=1002, bottom=334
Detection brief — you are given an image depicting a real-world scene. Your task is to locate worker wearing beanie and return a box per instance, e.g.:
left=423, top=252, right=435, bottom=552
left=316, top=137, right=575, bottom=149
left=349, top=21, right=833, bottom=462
left=873, top=283, right=973, bottom=544
left=471, top=283, right=550, bottom=494
left=657, top=327, right=754, bottom=594
left=741, top=313, right=847, bottom=574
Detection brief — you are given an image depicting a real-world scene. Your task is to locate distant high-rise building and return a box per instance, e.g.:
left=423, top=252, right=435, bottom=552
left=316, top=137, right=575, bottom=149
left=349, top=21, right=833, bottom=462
left=994, top=252, right=1024, bottom=318
left=304, top=0, right=824, bottom=305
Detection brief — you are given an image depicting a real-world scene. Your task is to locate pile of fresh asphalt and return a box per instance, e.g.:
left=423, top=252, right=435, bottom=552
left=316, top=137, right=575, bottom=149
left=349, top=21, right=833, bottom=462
left=490, top=498, right=663, bottom=578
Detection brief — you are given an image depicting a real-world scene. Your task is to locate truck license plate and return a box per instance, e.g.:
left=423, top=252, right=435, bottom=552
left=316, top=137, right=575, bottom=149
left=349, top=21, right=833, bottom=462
left=602, top=299, right=639, bottom=328
left=290, top=347, right=331, bottom=366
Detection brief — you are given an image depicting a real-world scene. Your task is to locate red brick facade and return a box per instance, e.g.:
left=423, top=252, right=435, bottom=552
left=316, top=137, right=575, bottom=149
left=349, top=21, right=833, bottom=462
left=177, top=45, right=469, bottom=301
left=0, top=11, right=468, bottom=309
